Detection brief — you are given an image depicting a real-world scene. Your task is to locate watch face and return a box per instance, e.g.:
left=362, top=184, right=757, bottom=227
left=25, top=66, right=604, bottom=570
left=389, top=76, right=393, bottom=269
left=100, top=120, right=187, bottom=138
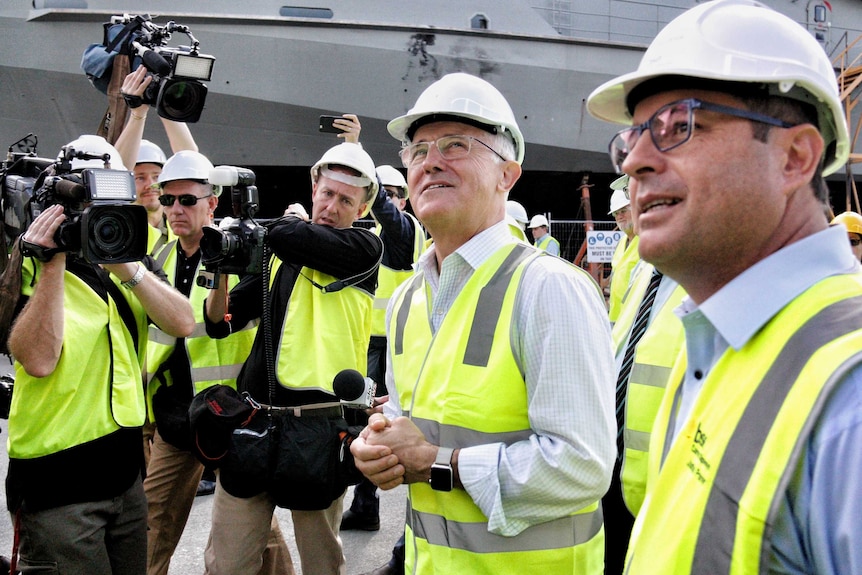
left=430, top=464, right=453, bottom=492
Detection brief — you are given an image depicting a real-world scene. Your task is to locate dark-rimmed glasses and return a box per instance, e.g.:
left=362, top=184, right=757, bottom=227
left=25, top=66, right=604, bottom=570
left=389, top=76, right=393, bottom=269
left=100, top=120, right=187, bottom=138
left=400, top=135, right=506, bottom=168
left=158, top=193, right=213, bottom=207
left=609, top=98, right=798, bottom=173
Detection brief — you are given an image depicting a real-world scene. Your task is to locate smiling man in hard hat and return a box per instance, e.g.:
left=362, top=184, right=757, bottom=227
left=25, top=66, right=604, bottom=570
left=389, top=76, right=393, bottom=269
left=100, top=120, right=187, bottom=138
left=587, top=0, right=862, bottom=573
left=351, top=72, right=614, bottom=575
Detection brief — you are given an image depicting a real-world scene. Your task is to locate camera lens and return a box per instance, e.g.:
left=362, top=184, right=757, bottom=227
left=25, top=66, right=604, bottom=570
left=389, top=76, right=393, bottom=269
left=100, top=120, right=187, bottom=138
left=158, top=79, right=208, bottom=123
left=81, top=205, right=147, bottom=263
left=200, top=226, right=238, bottom=265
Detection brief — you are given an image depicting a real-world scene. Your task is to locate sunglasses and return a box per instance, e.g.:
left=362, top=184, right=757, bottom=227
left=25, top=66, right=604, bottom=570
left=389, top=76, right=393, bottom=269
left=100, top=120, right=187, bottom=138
left=158, top=193, right=213, bottom=207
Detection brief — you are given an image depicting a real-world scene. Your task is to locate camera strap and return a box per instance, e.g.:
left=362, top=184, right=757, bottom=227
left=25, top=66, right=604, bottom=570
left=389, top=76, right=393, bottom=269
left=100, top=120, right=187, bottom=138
left=299, top=233, right=384, bottom=294
left=97, top=268, right=140, bottom=350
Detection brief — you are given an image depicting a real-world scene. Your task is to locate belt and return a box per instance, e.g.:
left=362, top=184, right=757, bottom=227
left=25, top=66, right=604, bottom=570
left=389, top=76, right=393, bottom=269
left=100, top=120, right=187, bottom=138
left=257, top=400, right=343, bottom=418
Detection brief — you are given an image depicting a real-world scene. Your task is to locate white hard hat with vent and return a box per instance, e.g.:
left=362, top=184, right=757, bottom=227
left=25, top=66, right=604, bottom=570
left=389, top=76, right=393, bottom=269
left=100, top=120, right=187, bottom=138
left=608, top=189, right=630, bottom=215
left=376, top=165, right=408, bottom=198
left=608, top=175, right=631, bottom=215
left=586, top=0, right=849, bottom=176
left=137, top=140, right=167, bottom=166
left=387, top=72, right=525, bottom=165
left=506, top=200, right=529, bottom=225
left=528, top=214, right=549, bottom=229
left=61, top=135, right=127, bottom=172
left=311, top=142, right=379, bottom=203
left=159, top=150, right=221, bottom=196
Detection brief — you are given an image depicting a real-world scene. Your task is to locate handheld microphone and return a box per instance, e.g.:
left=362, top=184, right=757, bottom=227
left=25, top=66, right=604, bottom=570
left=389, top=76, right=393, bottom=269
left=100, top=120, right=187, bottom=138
left=132, top=41, right=172, bottom=77
left=332, top=369, right=376, bottom=409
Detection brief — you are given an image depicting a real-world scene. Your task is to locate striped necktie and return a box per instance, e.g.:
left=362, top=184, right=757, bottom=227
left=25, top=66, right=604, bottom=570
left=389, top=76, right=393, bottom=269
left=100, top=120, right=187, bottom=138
left=615, top=267, right=663, bottom=458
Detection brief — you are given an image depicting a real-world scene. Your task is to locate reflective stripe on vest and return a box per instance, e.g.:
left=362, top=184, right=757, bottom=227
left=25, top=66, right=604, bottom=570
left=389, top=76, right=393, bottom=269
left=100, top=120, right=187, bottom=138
left=390, top=243, right=604, bottom=573
left=625, top=274, right=862, bottom=575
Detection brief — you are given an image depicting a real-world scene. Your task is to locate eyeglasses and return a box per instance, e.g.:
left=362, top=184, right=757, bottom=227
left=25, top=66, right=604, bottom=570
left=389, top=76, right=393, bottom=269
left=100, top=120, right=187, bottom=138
left=158, top=193, right=213, bottom=207
left=400, top=135, right=506, bottom=168
left=608, top=98, right=798, bottom=173
left=385, top=189, right=405, bottom=200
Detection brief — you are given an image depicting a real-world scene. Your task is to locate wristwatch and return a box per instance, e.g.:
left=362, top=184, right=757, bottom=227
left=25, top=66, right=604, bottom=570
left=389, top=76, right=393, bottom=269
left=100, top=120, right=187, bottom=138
left=429, top=447, right=454, bottom=492
left=121, top=264, right=146, bottom=289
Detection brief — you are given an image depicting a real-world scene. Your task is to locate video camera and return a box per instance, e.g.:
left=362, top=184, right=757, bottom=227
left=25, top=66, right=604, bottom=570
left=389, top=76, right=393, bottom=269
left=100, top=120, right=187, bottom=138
left=109, top=14, right=215, bottom=123
left=1, top=135, right=147, bottom=264
left=198, top=166, right=267, bottom=282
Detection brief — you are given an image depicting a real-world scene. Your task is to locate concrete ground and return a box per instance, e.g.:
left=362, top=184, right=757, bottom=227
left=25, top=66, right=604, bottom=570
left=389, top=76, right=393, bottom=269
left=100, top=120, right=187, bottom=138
left=0, top=354, right=407, bottom=575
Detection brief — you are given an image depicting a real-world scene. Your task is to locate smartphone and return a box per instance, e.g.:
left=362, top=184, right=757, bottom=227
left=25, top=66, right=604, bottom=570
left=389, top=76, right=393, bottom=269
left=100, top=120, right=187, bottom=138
left=319, top=115, right=343, bottom=133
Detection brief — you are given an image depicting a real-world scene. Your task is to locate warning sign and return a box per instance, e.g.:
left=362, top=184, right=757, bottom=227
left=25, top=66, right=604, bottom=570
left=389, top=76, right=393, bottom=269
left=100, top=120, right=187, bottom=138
left=586, top=230, right=622, bottom=263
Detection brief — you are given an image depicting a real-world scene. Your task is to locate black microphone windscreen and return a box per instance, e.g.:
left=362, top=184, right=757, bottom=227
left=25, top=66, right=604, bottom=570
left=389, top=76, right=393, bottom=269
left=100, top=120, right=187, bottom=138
left=142, top=50, right=171, bottom=77
left=53, top=179, right=87, bottom=203
left=333, top=369, right=365, bottom=401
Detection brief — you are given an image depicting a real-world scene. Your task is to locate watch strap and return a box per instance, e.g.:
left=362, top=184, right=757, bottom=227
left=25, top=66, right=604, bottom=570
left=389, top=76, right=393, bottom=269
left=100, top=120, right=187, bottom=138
left=434, top=447, right=454, bottom=467
left=121, top=264, right=146, bottom=289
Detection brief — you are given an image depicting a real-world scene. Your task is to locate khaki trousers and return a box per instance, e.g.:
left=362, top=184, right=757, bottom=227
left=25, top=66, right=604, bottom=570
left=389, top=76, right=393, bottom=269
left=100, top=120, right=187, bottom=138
left=145, top=428, right=294, bottom=575
left=204, top=473, right=346, bottom=575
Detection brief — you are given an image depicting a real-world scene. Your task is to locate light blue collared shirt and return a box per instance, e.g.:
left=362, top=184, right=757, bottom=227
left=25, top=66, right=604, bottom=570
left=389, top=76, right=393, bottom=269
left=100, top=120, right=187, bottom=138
left=670, top=225, right=862, bottom=574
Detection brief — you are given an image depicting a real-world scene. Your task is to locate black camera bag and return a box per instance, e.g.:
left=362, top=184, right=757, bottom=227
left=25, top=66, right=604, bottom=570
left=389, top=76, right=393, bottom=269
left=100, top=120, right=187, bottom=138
left=218, top=407, right=361, bottom=510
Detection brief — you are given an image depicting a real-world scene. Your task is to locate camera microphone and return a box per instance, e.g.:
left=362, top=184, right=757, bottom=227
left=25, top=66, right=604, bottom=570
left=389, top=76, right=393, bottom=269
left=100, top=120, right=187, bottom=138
left=52, top=177, right=87, bottom=203
left=132, top=41, right=171, bottom=77
left=332, top=369, right=376, bottom=409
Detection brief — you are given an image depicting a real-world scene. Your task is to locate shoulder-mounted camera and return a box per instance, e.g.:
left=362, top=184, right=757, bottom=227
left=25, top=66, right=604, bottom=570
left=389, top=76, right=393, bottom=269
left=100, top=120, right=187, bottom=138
left=1, top=135, right=147, bottom=264
left=108, top=14, right=215, bottom=123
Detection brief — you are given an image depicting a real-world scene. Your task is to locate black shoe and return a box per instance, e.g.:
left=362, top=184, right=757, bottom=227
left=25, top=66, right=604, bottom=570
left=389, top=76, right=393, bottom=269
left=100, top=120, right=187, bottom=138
left=340, top=509, right=380, bottom=531
left=196, top=479, right=216, bottom=497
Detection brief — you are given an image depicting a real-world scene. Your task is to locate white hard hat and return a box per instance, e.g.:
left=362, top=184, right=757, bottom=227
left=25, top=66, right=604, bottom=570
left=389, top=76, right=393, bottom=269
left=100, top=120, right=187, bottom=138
left=506, top=200, right=529, bottom=225
left=311, top=143, right=379, bottom=204
left=387, top=72, right=525, bottom=165
left=608, top=189, right=630, bottom=215
left=528, top=214, right=548, bottom=229
left=60, top=134, right=127, bottom=172
left=586, top=0, right=849, bottom=176
left=376, top=165, right=408, bottom=198
left=159, top=150, right=221, bottom=196
left=137, top=139, right=167, bottom=166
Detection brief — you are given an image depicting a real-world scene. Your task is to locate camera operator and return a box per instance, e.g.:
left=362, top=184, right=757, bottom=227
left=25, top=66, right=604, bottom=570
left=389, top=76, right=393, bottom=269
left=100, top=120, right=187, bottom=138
left=331, top=116, right=426, bottom=575
left=5, top=135, right=194, bottom=574
left=143, top=151, right=294, bottom=575
left=114, top=66, right=198, bottom=255
left=202, top=143, right=383, bottom=575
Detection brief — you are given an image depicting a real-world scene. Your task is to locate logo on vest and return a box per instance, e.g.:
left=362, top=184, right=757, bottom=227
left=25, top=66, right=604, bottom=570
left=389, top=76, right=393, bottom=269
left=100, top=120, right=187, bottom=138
left=686, top=422, right=712, bottom=485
